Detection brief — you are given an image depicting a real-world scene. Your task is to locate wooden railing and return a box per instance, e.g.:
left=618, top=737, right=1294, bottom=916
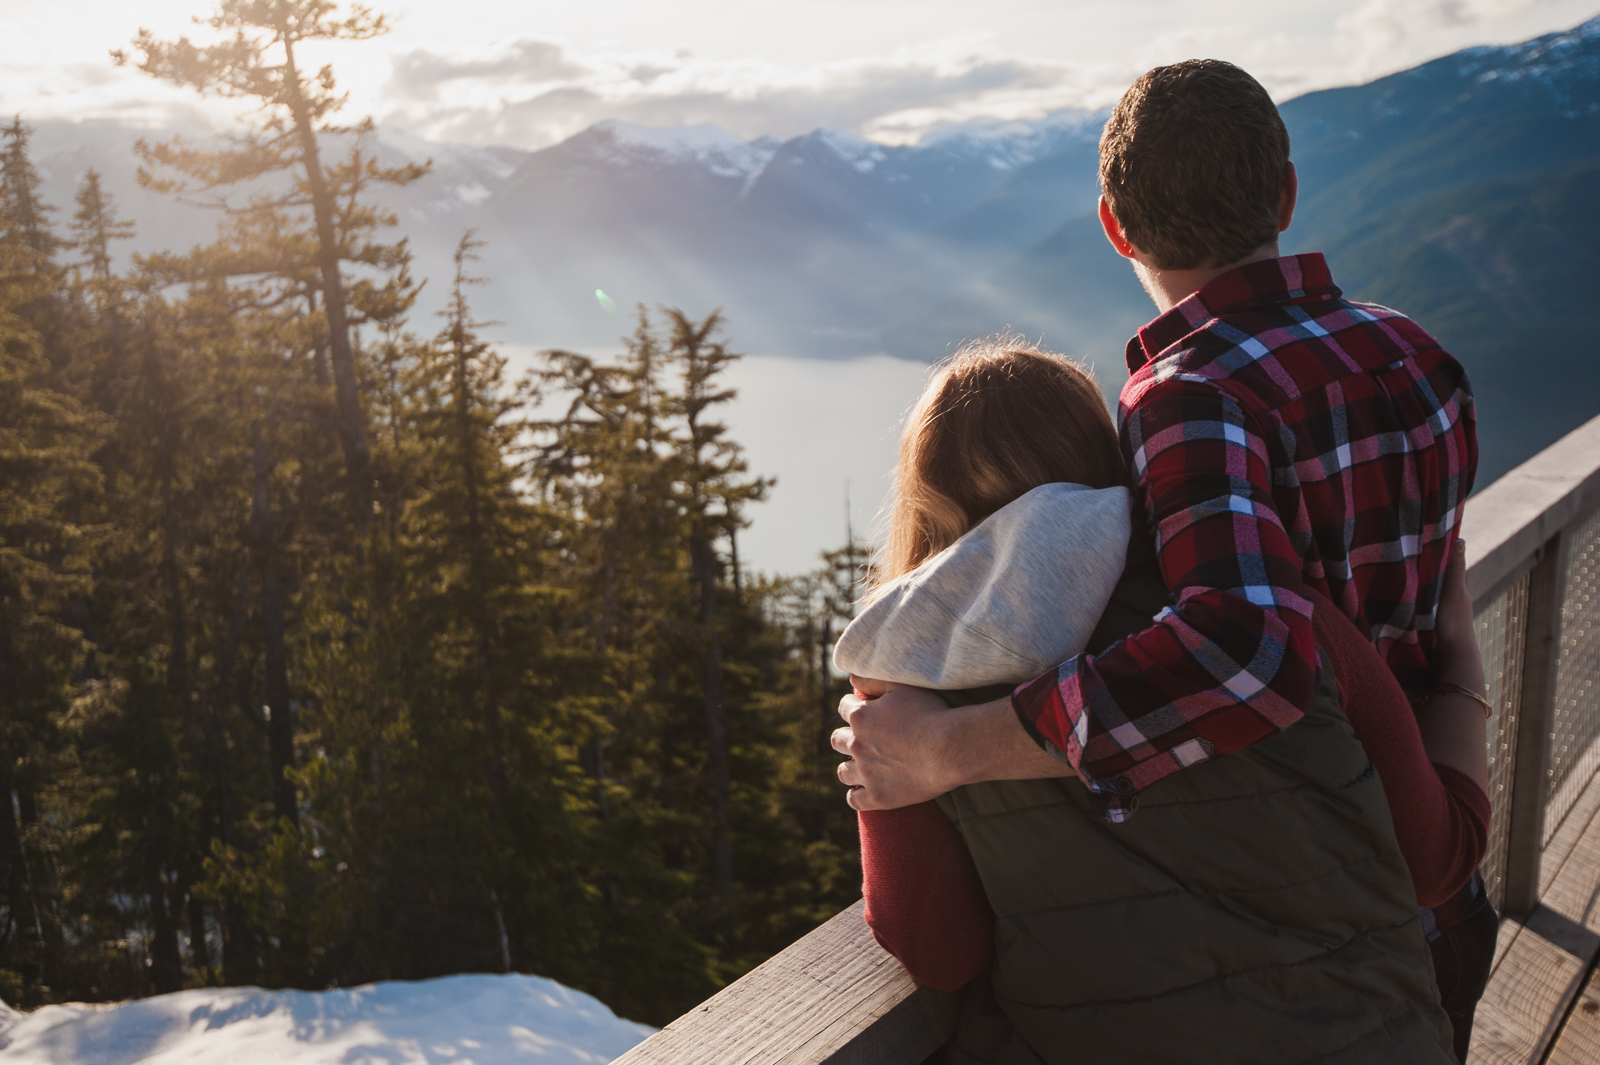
left=1459, top=413, right=1600, bottom=1064
left=616, top=413, right=1600, bottom=1065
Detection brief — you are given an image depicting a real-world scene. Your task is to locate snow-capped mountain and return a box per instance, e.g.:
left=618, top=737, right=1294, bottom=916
left=581, top=120, right=778, bottom=179
left=18, top=15, right=1600, bottom=483
left=1406, top=11, right=1600, bottom=104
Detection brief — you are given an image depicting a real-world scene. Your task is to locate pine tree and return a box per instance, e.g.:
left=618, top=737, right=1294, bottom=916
left=661, top=310, right=770, bottom=935
left=1, top=118, right=73, bottom=388
left=68, top=170, right=135, bottom=412
left=115, top=0, right=427, bottom=530
left=0, top=213, right=102, bottom=1006
left=1, top=118, right=61, bottom=259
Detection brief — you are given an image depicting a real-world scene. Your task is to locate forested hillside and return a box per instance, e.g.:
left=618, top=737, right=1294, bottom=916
left=0, top=1, right=866, bottom=1026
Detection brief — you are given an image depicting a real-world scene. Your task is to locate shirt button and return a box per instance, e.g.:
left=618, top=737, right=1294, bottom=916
left=1114, top=776, right=1135, bottom=795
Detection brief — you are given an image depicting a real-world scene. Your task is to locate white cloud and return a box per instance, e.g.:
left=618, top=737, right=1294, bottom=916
left=1336, top=0, right=1585, bottom=78
left=3, top=0, right=1596, bottom=148
left=368, top=0, right=1600, bottom=148
left=377, top=36, right=1120, bottom=148
left=389, top=40, right=589, bottom=100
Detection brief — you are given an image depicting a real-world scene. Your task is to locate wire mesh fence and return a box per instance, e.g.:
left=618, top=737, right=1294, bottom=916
left=1475, top=574, right=1531, bottom=911
left=1544, top=510, right=1600, bottom=845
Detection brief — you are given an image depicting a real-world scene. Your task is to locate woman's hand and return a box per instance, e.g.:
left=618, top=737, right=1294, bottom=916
left=1436, top=538, right=1487, bottom=696
left=1417, top=538, right=1490, bottom=793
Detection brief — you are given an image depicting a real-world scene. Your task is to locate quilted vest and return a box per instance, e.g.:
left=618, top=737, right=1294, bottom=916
left=936, top=540, right=1456, bottom=1065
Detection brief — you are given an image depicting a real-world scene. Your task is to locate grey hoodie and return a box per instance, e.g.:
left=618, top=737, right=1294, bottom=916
left=833, top=482, right=1132, bottom=689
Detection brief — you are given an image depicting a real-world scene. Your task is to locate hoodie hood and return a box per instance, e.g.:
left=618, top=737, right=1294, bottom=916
left=834, top=482, right=1132, bottom=689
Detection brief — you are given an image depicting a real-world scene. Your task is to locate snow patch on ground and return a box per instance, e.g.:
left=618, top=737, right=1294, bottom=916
left=0, top=973, right=654, bottom=1065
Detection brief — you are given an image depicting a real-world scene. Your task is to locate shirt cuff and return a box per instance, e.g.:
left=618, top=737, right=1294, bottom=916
left=1010, top=692, right=1053, bottom=753
left=1011, top=681, right=1141, bottom=823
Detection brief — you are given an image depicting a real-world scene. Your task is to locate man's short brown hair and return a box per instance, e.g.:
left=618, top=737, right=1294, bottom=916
left=1099, top=60, right=1290, bottom=271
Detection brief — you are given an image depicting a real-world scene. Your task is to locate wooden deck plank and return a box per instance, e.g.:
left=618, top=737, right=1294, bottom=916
left=1471, top=768, right=1600, bottom=1063
left=1546, top=969, right=1600, bottom=1065
left=1539, top=764, right=1600, bottom=916
left=1469, top=918, right=1585, bottom=1064
left=611, top=900, right=958, bottom=1065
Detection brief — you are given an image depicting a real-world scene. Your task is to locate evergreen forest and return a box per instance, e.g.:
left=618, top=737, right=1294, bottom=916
left=0, top=0, right=869, bottom=1026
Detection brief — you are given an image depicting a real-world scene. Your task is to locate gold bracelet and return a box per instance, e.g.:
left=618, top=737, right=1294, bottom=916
left=1434, top=680, right=1494, bottom=719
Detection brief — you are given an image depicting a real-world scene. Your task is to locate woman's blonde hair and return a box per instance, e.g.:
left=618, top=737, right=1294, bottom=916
left=875, top=338, right=1125, bottom=593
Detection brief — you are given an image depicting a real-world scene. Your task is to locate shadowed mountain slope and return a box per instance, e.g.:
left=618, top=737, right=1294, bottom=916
left=20, top=16, right=1600, bottom=483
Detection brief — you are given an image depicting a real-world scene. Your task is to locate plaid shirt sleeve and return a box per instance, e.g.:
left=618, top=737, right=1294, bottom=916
left=1011, top=373, right=1319, bottom=819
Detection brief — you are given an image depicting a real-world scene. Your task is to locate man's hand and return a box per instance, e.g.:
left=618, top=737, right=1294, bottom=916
left=833, top=675, right=1073, bottom=811
left=833, top=679, right=960, bottom=811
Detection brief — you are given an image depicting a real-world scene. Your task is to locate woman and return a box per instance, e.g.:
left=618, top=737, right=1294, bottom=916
left=835, top=339, right=1492, bottom=1064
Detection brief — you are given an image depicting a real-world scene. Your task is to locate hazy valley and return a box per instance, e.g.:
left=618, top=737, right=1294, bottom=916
left=21, top=15, right=1600, bottom=507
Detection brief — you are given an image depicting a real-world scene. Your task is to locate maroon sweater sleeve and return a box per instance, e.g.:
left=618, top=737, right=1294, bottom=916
left=1309, top=590, right=1491, bottom=908
left=859, top=803, right=993, bottom=992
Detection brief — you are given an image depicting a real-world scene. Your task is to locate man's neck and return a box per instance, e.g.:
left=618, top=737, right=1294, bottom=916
left=1132, top=243, right=1283, bottom=313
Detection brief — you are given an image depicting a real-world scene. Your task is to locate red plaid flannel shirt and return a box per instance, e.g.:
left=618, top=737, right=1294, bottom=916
left=1012, top=253, right=1477, bottom=818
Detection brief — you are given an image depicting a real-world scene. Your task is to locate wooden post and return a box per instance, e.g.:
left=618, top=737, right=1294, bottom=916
left=1501, top=533, right=1572, bottom=916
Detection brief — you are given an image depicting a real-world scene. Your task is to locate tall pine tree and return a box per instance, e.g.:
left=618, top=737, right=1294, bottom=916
left=0, top=176, right=102, bottom=1005
left=116, top=0, right=426, bottom=530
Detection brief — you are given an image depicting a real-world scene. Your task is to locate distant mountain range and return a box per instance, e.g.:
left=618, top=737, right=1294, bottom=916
left=22, top=15, right=1600, bottom=484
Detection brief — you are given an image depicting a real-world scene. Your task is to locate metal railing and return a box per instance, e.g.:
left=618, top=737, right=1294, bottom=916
left=616, top=413, right=1600, bottom=1065
left=1462, top=415, right=1600, bottom=914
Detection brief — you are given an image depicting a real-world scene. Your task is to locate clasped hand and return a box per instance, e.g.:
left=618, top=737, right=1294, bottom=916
left=832, top=677, right=958, bottom=811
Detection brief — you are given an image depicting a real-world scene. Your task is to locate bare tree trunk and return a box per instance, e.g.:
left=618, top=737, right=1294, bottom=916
left=145, top=847, right=182, bottom=993
left=282, top=37, right=369, bottom=531
left=251, top=423, right=296, bottom=826
left=692, top=527, right=734, bottom=933
left=818, top=615, right=835, bottom=760
left=593, top=543, right=618, bottom=820
left=188, top=893, right=211, bottom=976
left=160, top=477, right=191, bottom=717
left=215, top=522, right=260, bottom=984
left=208, top=565, right=245, bottom=970
left=14, top=785, right=65, bottom=989
left=157, top=348, right=195, bottom=990
left=306, top=287, right=330, bottom=386
left=489, top=886, right=511, bottom=974
left=0, top=748, right=46, bottom=991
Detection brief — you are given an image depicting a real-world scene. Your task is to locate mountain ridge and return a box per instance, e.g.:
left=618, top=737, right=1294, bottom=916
left=17, top=14, right=1600, bottom=482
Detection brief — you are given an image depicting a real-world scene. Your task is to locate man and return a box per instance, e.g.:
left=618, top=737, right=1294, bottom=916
left=835, top=58, right=1487, bottom=1055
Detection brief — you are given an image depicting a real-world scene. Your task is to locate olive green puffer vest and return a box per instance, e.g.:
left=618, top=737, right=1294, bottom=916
left=936, top=539, right=1455, bottom=1065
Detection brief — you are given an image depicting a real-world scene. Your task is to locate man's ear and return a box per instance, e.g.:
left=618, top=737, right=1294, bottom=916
left=1099, top=195, right=1138, bottom=260
left=1277, top=161, right=1298, bottom=233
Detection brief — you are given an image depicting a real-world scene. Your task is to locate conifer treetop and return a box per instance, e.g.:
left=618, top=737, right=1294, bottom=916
left=1, top=117, right=62, bottom=258
left=114, top=1, right=385, bottom=122
left=71, top=170, right=137, bottom=285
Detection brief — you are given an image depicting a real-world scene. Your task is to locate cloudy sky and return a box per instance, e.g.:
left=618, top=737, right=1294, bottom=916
left=5, top=0, right=1599, bottom=148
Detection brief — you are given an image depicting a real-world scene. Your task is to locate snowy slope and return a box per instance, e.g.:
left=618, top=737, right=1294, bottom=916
left=585, top=120, right=778, bottom=178
left=0, top=973, right=654, bottom=1065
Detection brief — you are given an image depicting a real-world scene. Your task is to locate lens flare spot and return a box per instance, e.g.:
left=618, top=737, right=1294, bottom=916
left=595, top=289, right=618, bottom=313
